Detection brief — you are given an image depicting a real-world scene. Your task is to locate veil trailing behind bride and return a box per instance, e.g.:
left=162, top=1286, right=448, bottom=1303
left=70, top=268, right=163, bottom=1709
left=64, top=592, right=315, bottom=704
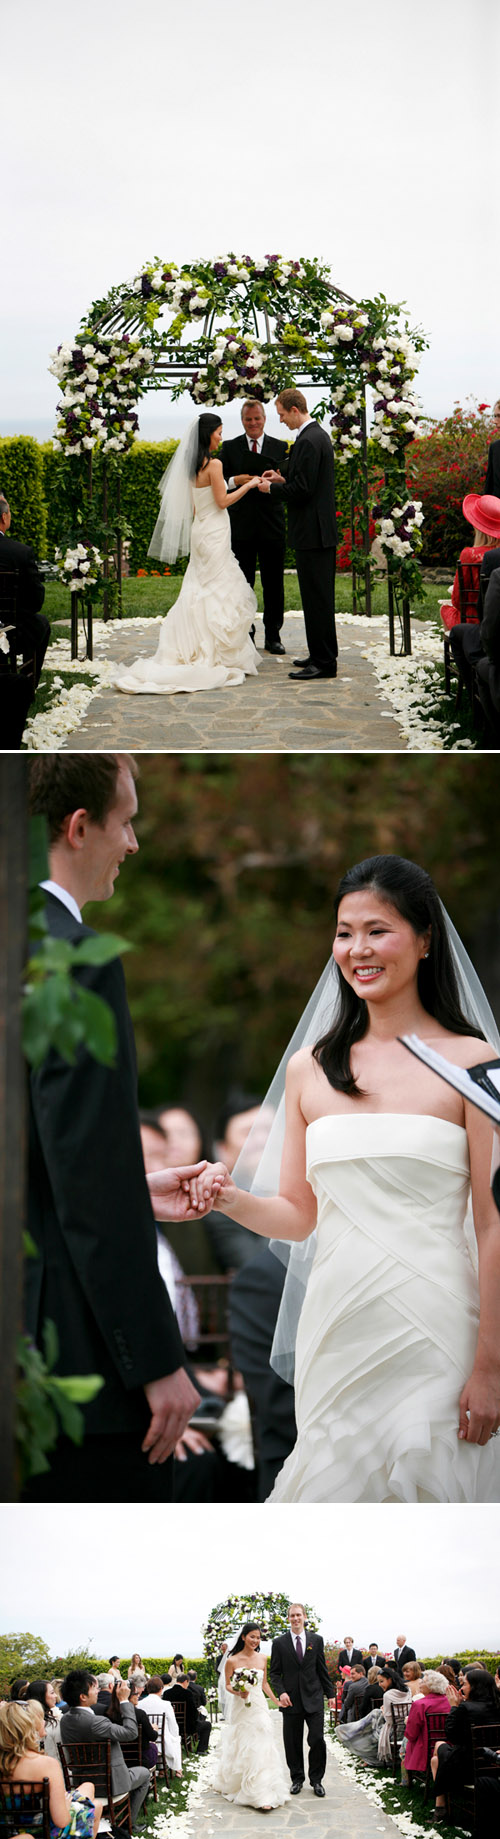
left=115, top=412, right=261, bottom=697
left=209, top=855, right=500, bottom=1504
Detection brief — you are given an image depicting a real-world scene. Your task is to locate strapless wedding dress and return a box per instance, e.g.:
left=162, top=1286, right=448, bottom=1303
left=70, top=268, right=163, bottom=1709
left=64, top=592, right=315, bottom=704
left=115, top=486, right=259, bottom=694
left=214, top=1671, right=289, bottom=1808
left=269, top=1114, right=500, bottom=1503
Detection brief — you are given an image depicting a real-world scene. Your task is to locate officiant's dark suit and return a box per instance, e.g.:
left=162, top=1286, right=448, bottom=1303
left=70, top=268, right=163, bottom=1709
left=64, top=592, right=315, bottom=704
left=0, top=518, right=50, bottom=687
left=221, top=427, right=288, bottom=647
left=269, top=1629, right=333, bottom=1788
left=269, top=419, right=338, bottom=675
left=24, top=889, right=187, bottom=1502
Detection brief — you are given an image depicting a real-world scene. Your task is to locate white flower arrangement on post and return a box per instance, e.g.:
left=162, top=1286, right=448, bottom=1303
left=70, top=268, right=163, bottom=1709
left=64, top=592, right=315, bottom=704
left=55, top=543, right=104, bottom=661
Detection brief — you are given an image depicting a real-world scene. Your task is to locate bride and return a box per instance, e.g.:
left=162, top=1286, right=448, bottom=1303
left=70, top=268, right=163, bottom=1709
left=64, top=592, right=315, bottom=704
left=115, top=413, right=261, bottom=696
left=214, top=1623, right=289, bottom=1810
left=184, top=855, right=500, bottom=1504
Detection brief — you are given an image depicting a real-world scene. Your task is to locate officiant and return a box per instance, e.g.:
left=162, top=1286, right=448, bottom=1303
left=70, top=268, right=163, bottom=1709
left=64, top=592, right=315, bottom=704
left=221, top=401, right=288, bottom=653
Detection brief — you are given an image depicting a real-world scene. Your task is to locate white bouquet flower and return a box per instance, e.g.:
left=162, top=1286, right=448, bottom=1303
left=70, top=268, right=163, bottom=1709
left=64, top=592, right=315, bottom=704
left=232, top=1668, right=259, bottom=1705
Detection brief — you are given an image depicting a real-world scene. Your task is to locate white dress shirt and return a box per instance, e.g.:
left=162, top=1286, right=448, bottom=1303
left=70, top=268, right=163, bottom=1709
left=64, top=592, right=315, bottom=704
left=40, top=879, right=82, bottom=924
left=295, top=417, right=313, bottom=438
left=137, top=1694, right=181, bottom=1770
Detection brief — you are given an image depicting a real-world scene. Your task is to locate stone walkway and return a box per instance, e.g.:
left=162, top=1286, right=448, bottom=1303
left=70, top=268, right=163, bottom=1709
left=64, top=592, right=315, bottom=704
left=61, top=612, right=406, bottom=751
left=200, top=1736, right=398, bottom=1838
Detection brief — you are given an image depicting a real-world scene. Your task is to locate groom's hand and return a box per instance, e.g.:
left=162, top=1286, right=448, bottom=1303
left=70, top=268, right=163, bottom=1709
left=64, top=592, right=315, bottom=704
left=147, top=1162, right=211, bottom=1220
left=262, top=468, right=283, bottom=483
left=143, top=1366, right=201, bottom=1463
left=279, top=1692, right=292, bottom=1708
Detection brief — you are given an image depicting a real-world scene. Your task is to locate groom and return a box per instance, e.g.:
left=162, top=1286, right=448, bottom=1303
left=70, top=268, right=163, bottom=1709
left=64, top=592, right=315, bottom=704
left=258, top=388, right=338, bottom=680
left=269, top=1603, right=335, bottom=1797
left=24, top=754, right=204, bottom=1503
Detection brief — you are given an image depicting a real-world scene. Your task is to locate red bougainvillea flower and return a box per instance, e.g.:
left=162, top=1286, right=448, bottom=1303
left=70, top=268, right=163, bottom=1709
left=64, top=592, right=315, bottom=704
left=478, top=403, right=490, bottom=411
left=136, top=568, right=146, bottom=576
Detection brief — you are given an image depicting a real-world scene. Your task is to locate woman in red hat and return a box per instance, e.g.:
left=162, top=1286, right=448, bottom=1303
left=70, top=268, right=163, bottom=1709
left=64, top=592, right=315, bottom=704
left=439, top=493, right=500, bottom=631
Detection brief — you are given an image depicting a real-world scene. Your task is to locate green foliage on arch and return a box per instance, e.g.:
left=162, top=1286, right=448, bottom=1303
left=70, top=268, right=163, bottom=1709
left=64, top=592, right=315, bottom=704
left=203, top=1592, right=320, bottom=1659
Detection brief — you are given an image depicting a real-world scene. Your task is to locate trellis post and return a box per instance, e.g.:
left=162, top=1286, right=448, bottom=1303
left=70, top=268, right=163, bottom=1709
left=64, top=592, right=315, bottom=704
left=0, top=760, right=28, bottom=1500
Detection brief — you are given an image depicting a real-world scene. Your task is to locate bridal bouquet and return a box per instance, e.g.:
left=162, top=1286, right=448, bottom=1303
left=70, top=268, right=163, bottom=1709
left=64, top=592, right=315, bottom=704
left=232, top=1667, right=258, bottom=1704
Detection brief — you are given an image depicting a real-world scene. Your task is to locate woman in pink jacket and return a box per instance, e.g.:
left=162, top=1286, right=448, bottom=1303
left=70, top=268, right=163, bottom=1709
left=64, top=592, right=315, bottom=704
left=404, top=1671, right=449, bottom=1773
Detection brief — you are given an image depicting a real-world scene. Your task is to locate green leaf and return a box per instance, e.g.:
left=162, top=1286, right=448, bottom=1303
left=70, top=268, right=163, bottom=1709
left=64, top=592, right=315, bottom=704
left=53, top=1374, right=104, bottom=1403
left=74, top=932, right=132, bottom=966
left=74, top=986, right=117, bottom=1065
left=48, top=1386, right=85, bottom=1444
left=23, top=1230, right=38, bottom=1259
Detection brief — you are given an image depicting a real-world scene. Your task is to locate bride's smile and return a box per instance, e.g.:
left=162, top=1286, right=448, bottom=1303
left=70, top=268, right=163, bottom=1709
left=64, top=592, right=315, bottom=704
left=333, top=888, right=430, bottom=1009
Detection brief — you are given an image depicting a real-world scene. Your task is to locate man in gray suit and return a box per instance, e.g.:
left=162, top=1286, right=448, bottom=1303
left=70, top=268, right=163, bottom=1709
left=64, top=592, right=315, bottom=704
left=60, top=1671, right=149, bottom=1826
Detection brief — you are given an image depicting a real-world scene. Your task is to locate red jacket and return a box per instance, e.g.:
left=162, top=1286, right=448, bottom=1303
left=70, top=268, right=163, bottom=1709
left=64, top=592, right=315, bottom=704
left=440, top=546, right=486, bottom=630
left=404, top=1694, right=449, bottom=1771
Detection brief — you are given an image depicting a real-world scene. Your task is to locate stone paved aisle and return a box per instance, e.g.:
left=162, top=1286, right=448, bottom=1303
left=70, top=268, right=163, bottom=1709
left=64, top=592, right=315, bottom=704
left=199, top=1736, right=398, bottom=1838
left=62, top=613, right=406, bottom=751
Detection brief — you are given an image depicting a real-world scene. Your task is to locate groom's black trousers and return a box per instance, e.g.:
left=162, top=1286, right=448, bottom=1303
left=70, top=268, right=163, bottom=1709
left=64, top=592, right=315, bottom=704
left=281, top=1706, right=326, bottom=1785
left=21, top=1432, right=174, bottom=1503
left=295, top=545, right=337, bottom=669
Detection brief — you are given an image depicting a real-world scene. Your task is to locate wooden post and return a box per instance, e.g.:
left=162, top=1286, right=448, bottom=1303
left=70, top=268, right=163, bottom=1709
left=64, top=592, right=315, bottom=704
left=0, top=760, right=28, bottom=1499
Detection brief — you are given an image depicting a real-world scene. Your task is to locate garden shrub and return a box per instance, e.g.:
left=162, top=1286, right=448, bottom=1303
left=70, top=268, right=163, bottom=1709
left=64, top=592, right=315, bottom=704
left=121, top=441, right=177, bottom=574
left=0, top=437, right=47, bottom=557
left=406, top=404, right=494, bottom=564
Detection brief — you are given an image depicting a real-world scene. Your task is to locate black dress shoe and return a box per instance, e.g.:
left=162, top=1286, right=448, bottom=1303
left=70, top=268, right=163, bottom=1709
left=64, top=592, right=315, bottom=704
left=264, top=639, right=286, bottom=655
left=288, top=662, right=337, bottom=681
left=290, top=1780, right=303, bottom=1794
left=293, top=654, right=311, bottom=667
left=312, top=1783, right=325, bottom=1797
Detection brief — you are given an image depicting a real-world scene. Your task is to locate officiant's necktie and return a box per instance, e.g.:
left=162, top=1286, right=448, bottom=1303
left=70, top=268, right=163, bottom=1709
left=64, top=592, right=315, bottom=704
left=296, top=1636, right=303, bottom=1661
left=251, top=441, right=258, bottom=452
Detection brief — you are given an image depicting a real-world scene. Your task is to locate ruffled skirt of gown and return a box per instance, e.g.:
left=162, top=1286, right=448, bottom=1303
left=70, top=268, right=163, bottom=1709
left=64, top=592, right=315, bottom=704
left=268, top=1114, right=500, bottom=1505
left=115, top=486, right=259, bottom=695
left=213, top=1680, right=289, bottom=1808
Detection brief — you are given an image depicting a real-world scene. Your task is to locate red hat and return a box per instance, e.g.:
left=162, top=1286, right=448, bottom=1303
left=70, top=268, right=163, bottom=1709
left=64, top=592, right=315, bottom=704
left=462, top=493, right=500, bottom=537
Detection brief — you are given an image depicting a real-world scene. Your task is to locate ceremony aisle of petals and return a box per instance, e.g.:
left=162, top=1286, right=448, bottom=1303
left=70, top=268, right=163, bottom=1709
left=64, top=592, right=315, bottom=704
left=23, top=610, right=473, bottom=753
left=326, top=1732, right=459, bottom=1839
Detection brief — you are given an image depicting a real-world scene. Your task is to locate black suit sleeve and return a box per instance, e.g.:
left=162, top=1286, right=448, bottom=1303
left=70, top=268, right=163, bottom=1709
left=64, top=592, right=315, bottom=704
left=481, top=567, right=500, bottom=665
left=30, top=952, right=185, bottom=1390
left=23, top=546, right=46, bottom=614
left=269, top=1638, right=284, bottom=1699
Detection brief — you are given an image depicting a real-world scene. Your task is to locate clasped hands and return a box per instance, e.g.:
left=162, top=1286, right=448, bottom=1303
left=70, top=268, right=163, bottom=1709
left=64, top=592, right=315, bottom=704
left=147, top=1159, right=232, bottom=1221
left=257, top=468, right=284, bottom=494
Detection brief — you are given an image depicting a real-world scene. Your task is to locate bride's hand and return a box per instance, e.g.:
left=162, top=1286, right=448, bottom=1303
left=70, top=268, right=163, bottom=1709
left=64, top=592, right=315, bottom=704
left=458, top=1366, right=500, bottom=1444
left=187, top=1160, right=234, bottom=1213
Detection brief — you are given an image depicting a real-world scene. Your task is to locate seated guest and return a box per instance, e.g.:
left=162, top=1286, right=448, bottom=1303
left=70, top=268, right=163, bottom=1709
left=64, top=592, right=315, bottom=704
left=95, top=1671, right=115, bottom=1710
left=127, top=1678, right=159, bottom=1767
left=438, top=1664, right=462, bottom=1705
left=25, top=1679, right=63, bottom=1760
left=339, top=1665, right=368, bottom=1722
left=439, top=495, right=500, bottom=631
left=446, top=494, right=500, bottom=699
left=162, top=1674, right=210, bottom=1754
left=0, top=1698, right=102, bottom=1839
left=0, top=493, right=50, bottom=691
left=360, top=1667, right=384, bottom=1715
left=186, top=1669, right=206, bottom=1708
left=9, top=1679, right=29, bottom=1700
left=403, top=1669, right=449, bottom=1775
left=475, top=564, right=500, bottom=744
left=377, top=1665, right=412, bottom=1766
left=206, top=1092, right=265, bottom=1271
left=60, top=1669, right=150, bottom=1828
left=136, top=1677, right=182, bottom=1774
left=431, top=1666, right=500, bottom=1813
left=402, top=1661, right=424, bottom=1699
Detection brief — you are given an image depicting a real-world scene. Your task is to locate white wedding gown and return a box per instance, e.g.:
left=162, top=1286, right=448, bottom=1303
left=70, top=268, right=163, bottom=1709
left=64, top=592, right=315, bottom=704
left=115, top=485, right=260, bottom=694
left=214, top=1671, right=289, bottom=1809
left=269, top=1113, right=500, bottom=1504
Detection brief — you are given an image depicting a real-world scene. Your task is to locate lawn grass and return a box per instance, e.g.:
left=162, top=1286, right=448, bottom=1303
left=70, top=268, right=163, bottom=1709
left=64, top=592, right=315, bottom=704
left=43, top=571, right=446, bottom=626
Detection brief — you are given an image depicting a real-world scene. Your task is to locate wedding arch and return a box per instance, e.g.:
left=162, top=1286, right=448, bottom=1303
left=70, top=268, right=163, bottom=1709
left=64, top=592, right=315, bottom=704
left=202, top=1591, right=320, bottom=1663
left=49, top=253, right=427, bottom=654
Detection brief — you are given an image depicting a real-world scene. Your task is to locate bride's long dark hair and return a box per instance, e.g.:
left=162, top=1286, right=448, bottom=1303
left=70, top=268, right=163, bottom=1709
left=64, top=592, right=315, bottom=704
left=313, top=855, right=486, bottom=1098
left=193, top=413, right=222, bottom=476
left=229, top=1623, right=261, bottom=1656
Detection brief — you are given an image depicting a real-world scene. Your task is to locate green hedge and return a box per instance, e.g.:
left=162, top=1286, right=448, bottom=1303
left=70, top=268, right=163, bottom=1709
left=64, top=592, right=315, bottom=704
left=0, top=437, right=47, bottom=557
left=121, top=440, right=178, bottom=574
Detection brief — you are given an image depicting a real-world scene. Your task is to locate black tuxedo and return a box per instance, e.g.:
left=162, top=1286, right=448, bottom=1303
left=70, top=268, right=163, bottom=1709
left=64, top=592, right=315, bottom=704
left=484, top=439, right=500, bottom=498
left=0, top=531, right=50, bottom=687
left=221, top=433, right=288, bottom=640
left=23, top=890, right=186, bottom=1502
left=338, top=1647, right=363, bottom=1670
left=270, top=421, right=337, bottom=669
left=229, top=1243, right=296, bottom=1500
left=269, top=1630, right=333, bottom=1786
left=394, top=1645, right=416, bottom=1668
left=363, top=1653, right=385, bottom=1673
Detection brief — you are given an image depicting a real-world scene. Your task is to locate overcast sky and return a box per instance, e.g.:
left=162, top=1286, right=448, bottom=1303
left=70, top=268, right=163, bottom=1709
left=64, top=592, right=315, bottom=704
left=1, top=1504, right=499, bottom=1658
left=2, top=0, right=499, bottom=439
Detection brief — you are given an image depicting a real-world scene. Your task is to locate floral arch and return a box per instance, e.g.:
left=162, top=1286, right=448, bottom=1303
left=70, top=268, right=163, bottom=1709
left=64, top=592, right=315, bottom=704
left=49, top=253, right=426, bottom=652
left=202, top=1591, right=320, bottom=1663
